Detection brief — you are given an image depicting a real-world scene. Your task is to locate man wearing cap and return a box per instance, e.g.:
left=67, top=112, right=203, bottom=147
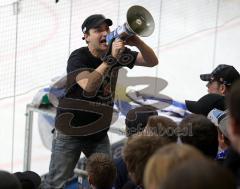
left=208, top=109, right=230, bottom=161
left=42, top=14, right=158, bottom=189
left=200, top=64, right=239, bottom=95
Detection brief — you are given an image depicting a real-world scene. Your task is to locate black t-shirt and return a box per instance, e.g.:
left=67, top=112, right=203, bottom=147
left=56, top=46, right=137, bottom=139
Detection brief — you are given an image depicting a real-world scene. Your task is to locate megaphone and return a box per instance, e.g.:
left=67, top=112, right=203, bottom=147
left=106, top=5, right=155, bottom=44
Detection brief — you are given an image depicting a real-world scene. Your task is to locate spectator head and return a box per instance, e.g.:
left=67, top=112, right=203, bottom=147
left=144, top=143, right=205, bottom=189
left=179, top=114, right=218, bottom=158
left=0, top=170, right=41, bottom=189
left=200, top=64, right=239, bottom=95
left=0, top=170, right=22, bottom=189
left=14, top=171, right=41, bottom=189
left=143, top=115, right=178, bottom=142
left=123, top=136, right=171, bottom=186
left=86, top=153, right=116, bottom=189
left=185, top=93, right=226, bottom=116
left=125, top=106, right=158, bottom=137
left=160, top=158, right=236, bottom=189
left=208, top=109, right=230, bottom=150
left=227, top=79, right=240, bottom=153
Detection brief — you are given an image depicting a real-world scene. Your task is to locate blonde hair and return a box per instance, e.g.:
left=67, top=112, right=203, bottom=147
left=144, top=143, right=205, bottom=189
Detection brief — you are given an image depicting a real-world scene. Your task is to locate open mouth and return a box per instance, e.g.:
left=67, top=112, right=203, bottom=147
left=100, top=39, right=107, bottom=44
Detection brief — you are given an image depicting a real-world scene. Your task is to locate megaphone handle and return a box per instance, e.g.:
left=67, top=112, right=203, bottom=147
left=116, top=24, right=134, bottom=40
left=107, top=24, right=134, bottom=44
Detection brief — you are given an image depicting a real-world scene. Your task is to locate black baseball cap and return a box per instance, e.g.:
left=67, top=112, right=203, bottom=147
left=81, top=14, right=112, bottom=33
left=200, top=64, right=240, bottom=86
left=185, top=93, right=226, bottom=116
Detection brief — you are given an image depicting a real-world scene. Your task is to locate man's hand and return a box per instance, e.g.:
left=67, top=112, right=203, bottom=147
left=111, top=39, right=125, bottom=59
left=125, top=35, right=142, bottom=47
left=125, top=35, right=158, bottom=67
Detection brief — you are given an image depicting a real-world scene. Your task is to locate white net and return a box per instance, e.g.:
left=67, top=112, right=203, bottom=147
left=0, top=0, right=240, bottom=172
left=1, top=0, right=240, bottom=99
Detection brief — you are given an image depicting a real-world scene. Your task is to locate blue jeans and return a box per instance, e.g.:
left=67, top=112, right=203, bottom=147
left=42, top=131, right=111, bottom=189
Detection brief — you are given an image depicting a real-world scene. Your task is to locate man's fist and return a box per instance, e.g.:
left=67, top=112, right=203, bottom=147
left=111, top=39, right=125, bottom=59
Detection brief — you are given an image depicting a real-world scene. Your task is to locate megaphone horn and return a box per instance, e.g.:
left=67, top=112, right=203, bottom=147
left=106, top=5, right=155, bottom=43
left=126, top=5, right=155, bottom=37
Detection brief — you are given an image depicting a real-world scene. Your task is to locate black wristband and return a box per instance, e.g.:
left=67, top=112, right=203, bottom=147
left=117, top=53, right=135, bottom=66
left=101, top=55, right=117, bottom=65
